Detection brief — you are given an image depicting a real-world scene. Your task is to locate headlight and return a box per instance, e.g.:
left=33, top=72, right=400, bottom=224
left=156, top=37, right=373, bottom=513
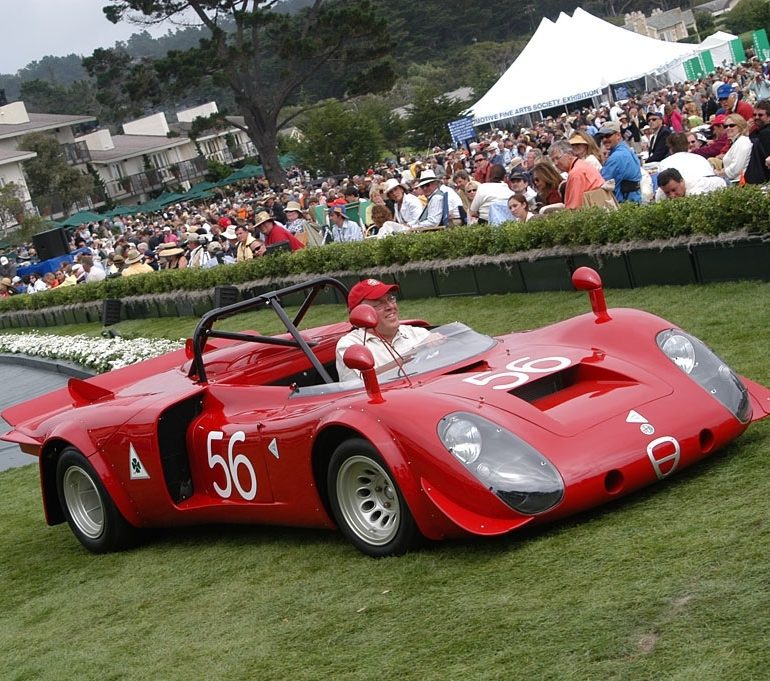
left=438, top=412, right=564, bottom=515
left=441, top=416, right=482, bottom=464
left=657, top=329, right=751, bottom=423
left=660, top=333, right=695, bottom=374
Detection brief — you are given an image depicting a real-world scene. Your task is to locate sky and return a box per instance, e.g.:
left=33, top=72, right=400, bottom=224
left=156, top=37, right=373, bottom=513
left=1, top=0, right=191, bottom=74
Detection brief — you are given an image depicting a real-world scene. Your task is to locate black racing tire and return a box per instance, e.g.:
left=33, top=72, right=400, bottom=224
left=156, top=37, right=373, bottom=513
left=327, top=438, right=420, bottom=557
left=56, top=447, right=138, bottom=553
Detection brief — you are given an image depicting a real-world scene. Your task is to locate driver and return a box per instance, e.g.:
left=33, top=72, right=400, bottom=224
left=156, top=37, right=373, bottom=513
left=335, top=279, right=431, bottom=382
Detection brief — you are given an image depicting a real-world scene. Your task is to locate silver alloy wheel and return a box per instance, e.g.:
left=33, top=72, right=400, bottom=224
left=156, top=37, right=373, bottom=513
left=61, top=465, right=105, bottom=540
left=335, top=455, right=400, bottom=546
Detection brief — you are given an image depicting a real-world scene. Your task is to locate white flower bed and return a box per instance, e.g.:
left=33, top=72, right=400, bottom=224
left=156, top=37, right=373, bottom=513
left=0, top=333, right=184, bottom=373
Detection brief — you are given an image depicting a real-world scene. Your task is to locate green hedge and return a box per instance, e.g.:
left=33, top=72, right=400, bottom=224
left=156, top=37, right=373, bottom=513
left=2, top=184, right=768, bottom=314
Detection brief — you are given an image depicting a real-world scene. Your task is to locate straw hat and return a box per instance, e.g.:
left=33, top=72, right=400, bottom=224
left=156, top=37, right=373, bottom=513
left=158, top=246, right=184, bottom=257
left=253, top=211, right=273, bottom=228
left=124, top=249, right=143, bottom=265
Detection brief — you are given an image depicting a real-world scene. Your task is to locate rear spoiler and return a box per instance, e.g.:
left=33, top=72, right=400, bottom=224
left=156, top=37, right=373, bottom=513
left=1, top=344, right=191, bottom=429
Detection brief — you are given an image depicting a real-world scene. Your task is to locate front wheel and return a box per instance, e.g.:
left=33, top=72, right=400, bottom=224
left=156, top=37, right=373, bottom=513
left=327, top=439, right=420, bottom=557
left=56, top=447, right=138, bottom=553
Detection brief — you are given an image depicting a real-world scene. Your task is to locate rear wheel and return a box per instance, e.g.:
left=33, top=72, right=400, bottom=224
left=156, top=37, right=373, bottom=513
left=56, top=447, right=137, bottom=553
left=328, top=439, right=419, bottom=557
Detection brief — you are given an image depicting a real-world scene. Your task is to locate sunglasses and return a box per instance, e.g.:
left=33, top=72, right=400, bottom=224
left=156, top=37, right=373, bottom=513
left=723, top=123, right=738, bottom=128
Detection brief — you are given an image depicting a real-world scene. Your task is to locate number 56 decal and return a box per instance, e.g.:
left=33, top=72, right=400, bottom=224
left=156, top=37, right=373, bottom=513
left=462, top=356, right=571, bottom=391
left=207, top=430, right=257, bottom=500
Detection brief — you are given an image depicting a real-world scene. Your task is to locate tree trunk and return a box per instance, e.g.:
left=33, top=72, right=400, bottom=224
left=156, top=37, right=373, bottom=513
left=257, top=141, right=285, bottom=188
left=242, top=111, right=285, bottom=187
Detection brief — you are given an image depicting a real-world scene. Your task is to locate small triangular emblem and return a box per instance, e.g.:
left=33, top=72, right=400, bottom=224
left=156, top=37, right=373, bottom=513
left=129, top=443, right=150, bottom=480
left=626, top=410, right=648, bottom=424
left=268, top=438, right=280, bottom=459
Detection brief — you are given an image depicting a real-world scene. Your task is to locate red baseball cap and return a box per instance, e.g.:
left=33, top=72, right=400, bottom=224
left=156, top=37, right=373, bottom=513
left=710, top=114, right=726, bottom=127
left=347, top=278, right=399, bottom=311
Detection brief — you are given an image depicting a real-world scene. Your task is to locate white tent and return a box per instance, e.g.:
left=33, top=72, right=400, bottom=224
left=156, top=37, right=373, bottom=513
left=666, top=30, right=739, bottom=82
left=469, top=8, right=698, bottom=125
left=701, top=30, right=740, bottom=66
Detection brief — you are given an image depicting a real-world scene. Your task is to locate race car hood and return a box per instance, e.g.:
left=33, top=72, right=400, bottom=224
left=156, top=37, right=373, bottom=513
left=431, top=343, right=676, bottom=438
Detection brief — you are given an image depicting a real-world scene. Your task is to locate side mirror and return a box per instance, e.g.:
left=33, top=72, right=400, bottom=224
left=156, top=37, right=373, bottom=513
left=349, top=303, right=378, bottom=330
left=343, top=345, right=384, bottom=403
left=343, top=344, right=375, bottom=372
left=571, top=266, right=611, bottom=323
left=571, top=266, right=603, bottom=292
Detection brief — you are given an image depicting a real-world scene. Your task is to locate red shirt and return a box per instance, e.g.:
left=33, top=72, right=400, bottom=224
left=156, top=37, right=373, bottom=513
left=693, top=133, right=730, bottom=159
left=264, top=224, right=305, bottom=251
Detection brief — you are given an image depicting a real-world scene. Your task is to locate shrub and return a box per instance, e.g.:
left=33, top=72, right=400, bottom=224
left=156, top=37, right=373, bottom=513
left=1, top=185, right=767, bottom=314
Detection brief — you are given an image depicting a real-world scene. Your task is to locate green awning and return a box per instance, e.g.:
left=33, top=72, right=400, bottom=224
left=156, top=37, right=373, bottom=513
left=188, top=181, right=218, bottom=193
left=106, top=205, right=140, bottom=217
left=58, top=210, right=105, bottom=227
left=156, top=192, right=188, bottom=207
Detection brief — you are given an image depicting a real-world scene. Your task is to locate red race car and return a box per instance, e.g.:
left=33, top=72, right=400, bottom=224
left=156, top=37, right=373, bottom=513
left=3, top=270, right=769, bottom=557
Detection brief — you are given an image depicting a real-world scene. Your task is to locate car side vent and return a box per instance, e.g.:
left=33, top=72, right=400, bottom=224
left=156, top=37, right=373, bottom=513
left=158, top=396, right=203, bottom=503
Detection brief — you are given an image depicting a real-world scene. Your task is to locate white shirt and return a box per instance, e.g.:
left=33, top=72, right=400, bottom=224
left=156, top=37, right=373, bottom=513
left=722, top=135, right=752, bottom=183
left=28, top=278, right=48, bottom=293
left=394, top=193, right=423, bottom=226
left=470, top=182, right=513, bottom=222
left=655, top=152, right=725, bottom=200
left=335, top=325, right=431, bottom=383
left=85, top=264, right=106, bottom=282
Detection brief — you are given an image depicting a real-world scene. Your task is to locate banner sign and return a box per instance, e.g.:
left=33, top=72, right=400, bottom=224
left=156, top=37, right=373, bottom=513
left=683, top=57, right=705, bottom=81
left=730, top=38, right=747, bottom=64
left=447, top=117, right=476, bottom=144
left=700, top=50, right=715, bottom=74
left=753, top=29, right=770, bottom=61
left=471, top=87, right=603, bottom=125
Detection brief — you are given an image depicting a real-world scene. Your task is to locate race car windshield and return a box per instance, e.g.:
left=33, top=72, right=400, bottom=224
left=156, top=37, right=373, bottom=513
left=293, top=322, right=496, bottom=397
left=377, top=322, right=495, bottom=382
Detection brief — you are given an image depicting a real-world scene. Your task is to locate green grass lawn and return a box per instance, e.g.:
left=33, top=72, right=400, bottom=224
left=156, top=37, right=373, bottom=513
left=2, top=282, right=770, bottom=680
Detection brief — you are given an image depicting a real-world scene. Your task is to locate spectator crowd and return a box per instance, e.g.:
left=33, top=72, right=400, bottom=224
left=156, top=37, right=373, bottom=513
left=3, top=60, right=770, bottom=298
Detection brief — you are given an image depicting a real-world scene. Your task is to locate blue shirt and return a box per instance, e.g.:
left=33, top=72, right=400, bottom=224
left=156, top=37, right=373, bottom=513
left=332, top=219, right=364, bottom=242
left=601, top=141, right=642, bottom=203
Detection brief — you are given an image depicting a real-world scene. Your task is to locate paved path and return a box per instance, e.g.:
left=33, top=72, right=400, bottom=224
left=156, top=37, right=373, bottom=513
left=0, top=358, right=92, bottom=472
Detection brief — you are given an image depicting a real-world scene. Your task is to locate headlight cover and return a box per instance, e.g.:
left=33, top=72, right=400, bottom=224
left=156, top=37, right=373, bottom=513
left=438, top=413, right=564, bottom=515
left=657, top=329, right=751, bottom=423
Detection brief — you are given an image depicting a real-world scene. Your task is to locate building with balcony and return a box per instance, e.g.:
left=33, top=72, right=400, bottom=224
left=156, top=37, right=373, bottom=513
left=78, top=101, right=257, bottom=206
left=0, top=98, right=259, bottom=227
left=0, top=101, right=96, bottom=230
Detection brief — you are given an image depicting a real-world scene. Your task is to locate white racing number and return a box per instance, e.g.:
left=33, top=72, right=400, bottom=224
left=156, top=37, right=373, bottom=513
left=207, top=430, right=257, bottom=501
left=462, top=356, right=572, bottom=391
